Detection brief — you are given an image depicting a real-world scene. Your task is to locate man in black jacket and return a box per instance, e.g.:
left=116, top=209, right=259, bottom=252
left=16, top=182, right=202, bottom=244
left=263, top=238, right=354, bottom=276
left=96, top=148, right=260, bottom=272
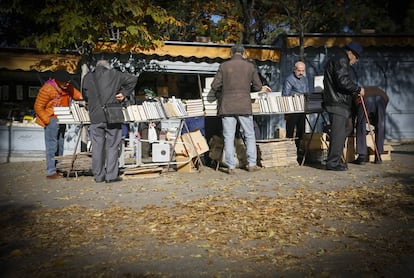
left=323, top=41, right=365, bottom=171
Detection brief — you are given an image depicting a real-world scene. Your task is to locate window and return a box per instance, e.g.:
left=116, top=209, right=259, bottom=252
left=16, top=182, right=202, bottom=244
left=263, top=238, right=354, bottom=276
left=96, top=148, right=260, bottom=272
left=29, top=86, right=40, bottom=98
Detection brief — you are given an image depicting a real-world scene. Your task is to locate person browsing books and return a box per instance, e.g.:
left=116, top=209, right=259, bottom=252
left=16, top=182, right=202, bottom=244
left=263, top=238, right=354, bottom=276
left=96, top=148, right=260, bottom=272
left=210, top=44, right=271, bottom=174
left=34, top=70, right=83, bottom=179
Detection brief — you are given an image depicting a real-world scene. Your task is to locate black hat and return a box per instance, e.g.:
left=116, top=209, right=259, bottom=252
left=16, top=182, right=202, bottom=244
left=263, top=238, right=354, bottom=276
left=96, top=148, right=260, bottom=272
left=53, top=70, right=72, bottom=82
left=345, top=41, right=363, bottom=59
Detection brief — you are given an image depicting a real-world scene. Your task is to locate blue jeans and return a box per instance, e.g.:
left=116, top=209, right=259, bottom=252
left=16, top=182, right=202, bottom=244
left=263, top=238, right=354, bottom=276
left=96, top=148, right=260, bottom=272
left=222, top=115, right=257, bottom=169
left=44, top=117, right=65, bottom=176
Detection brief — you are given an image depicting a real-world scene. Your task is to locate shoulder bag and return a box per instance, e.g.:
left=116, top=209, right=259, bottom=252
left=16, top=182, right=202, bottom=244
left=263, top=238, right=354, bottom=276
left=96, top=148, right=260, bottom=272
left=92, top=72, right=125, bottom=124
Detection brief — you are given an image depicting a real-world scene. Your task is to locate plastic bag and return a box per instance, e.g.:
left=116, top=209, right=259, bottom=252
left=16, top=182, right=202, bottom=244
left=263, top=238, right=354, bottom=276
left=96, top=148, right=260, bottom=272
left=148, top=123, right=158, bottom=143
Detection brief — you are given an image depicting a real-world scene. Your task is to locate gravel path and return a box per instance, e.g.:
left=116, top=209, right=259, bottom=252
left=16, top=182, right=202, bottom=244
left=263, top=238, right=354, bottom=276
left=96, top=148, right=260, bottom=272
left=1, top=143, right=413, bottom=277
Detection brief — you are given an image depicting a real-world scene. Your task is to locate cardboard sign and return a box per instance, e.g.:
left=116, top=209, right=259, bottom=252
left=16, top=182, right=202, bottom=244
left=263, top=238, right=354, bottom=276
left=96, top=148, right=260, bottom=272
left=174, top=130, right=209, bottom=158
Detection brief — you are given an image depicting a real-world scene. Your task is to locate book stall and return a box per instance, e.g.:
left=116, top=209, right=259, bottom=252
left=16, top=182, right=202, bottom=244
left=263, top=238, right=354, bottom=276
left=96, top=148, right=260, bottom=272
left=54, top=77, right=328, bottom=177
left=54, top=97, right=209, bottom=177
left=201, top=76, right=326, bottom=168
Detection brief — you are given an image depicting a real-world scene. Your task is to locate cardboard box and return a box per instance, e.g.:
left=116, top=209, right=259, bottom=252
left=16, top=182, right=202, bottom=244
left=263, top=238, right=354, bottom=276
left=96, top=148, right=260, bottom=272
left=275, top=128, right=286, bottom=139
left=367, top=144, right=392, bottom=162
left=301, top=133, right=355, bottom=162
left=365, top=135, right=392, bottom=162
left=300, top=133, right=329, bottom=150
left=174, top=130, right=209, bottom=158
left=175, top=155, right=194, bottom=173
left=343, top=135, right=355, bottom=162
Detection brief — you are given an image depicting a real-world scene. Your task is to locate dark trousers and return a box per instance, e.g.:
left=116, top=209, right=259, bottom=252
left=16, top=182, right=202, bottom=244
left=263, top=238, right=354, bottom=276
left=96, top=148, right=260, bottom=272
left=355, top=96, right=386, bottom=156
left=327, top=113, right=352, bottom=168
left=90, top=123, right=122, bottom=182
left=286, top=113, right=305, bottom=149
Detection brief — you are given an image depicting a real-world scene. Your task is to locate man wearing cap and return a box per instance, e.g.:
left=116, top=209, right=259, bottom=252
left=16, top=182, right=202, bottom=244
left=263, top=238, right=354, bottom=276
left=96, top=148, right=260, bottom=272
left=34, top=70, right=83, bottom=179
left=323, top=41, right=365, bottom=171
left=210, top=44, right=270, bottom=174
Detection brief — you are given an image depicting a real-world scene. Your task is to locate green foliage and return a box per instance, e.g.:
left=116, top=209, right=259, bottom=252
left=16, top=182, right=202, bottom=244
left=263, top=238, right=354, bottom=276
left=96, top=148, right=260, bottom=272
left=0, top=0, right=411, bottom=55
left=0, top=0, right=180, bottom=53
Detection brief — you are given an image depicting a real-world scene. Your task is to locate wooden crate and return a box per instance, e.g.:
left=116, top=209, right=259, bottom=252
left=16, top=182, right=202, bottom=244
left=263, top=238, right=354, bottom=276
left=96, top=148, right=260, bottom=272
left=367, top=145, right=393, bottom=162
left=175, top=155, right=198, bottom=173
left=300, top=133, right=329, bottom=150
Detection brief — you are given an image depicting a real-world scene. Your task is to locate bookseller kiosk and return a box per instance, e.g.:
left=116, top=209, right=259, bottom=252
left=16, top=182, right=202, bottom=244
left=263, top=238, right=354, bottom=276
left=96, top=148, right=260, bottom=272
left=55, top=98, right=208, bottom=176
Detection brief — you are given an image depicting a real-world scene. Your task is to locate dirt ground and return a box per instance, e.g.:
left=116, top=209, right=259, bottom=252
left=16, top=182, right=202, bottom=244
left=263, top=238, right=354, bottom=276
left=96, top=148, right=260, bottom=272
left=0, top=143, right=414, bottom=277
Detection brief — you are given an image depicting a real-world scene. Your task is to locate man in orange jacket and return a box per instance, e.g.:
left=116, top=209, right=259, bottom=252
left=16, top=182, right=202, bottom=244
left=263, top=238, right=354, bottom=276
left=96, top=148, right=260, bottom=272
left=34, top=70, right=83, bottom=179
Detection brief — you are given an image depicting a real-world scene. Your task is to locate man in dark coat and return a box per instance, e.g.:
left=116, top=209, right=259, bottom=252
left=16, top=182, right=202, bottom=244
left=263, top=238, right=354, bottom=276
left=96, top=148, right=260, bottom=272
left=210, top=44, right=270, bottom=174
left=323, top=41, right=365, bottom=171
left=82, top=60, right=137, bottom=183
left=352, top=86, right=389, bottom=164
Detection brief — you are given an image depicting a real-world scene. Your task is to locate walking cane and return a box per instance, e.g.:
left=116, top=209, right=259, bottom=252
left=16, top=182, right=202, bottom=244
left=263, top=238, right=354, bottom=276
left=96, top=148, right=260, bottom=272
left=360, top=95, right=381, bottom=162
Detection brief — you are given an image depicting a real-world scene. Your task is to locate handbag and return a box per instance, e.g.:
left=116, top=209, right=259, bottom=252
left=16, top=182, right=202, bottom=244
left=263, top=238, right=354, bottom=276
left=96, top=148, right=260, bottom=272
left=103, top=103, right=125, bottom=124
left=92, top=72, right=125, bottom=124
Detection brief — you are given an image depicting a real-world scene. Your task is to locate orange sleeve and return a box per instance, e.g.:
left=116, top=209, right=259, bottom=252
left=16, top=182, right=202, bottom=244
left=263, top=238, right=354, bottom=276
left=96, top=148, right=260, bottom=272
left=34, top=84, right=55, bottom=127
left=68, top=85, right=83, bottom=100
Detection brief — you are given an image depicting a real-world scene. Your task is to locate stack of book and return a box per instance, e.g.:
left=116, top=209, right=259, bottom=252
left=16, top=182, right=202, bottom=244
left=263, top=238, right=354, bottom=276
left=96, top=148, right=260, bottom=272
left=54, top=106, right=76, bottom=123
left=257, top=139, right=298, bottom=167
left=142, top=101, right=167, bottom=120
left=184, top=99, right=204, bottom=117
left=202, top=89, right=218, bottom=116
left=161, top=97, right=187, bottom=118
left=71, top=101, right=90, bottom=123
left=256, top=94, right=305, bottom=114
left=54, top=101, right=90, bottom=124
left=125, top=105, right=145, bottom=122
left=202, top=77, right=217, bottom=116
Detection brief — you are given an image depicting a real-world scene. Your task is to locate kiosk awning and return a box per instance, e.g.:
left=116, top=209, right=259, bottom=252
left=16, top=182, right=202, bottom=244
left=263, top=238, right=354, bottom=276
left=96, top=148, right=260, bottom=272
left=94, top=41, right=281, bottom=62
left=285, top=34, right=414, bottom=48
left=0, top=51, right=80, bottom=73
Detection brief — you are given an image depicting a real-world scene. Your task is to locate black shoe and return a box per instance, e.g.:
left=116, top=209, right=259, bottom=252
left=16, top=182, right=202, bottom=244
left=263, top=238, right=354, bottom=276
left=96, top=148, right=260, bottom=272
left=374, top=156, right=382, bottom=164
left=340, top=163, right=348, bottom=170
left=351, top=156, right=366, bottom=165
left=106, top=177, right=123, bottom=183
left=326, top=164, right=348, bottom=171
left=94, top=178, right=104, bottom=183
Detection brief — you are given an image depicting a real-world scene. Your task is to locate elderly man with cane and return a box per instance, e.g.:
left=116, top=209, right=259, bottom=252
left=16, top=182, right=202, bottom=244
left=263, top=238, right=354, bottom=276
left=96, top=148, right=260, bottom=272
left=323, top=41, right=365, bottom=171
left=352, top=86, right=389, bottom=164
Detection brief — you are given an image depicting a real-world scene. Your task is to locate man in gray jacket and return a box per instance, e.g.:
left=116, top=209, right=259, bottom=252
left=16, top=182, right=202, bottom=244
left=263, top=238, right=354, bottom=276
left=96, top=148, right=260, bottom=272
left=82, top=60, right=137, bottom=183
left=210, top=44, right=270, bottom=174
